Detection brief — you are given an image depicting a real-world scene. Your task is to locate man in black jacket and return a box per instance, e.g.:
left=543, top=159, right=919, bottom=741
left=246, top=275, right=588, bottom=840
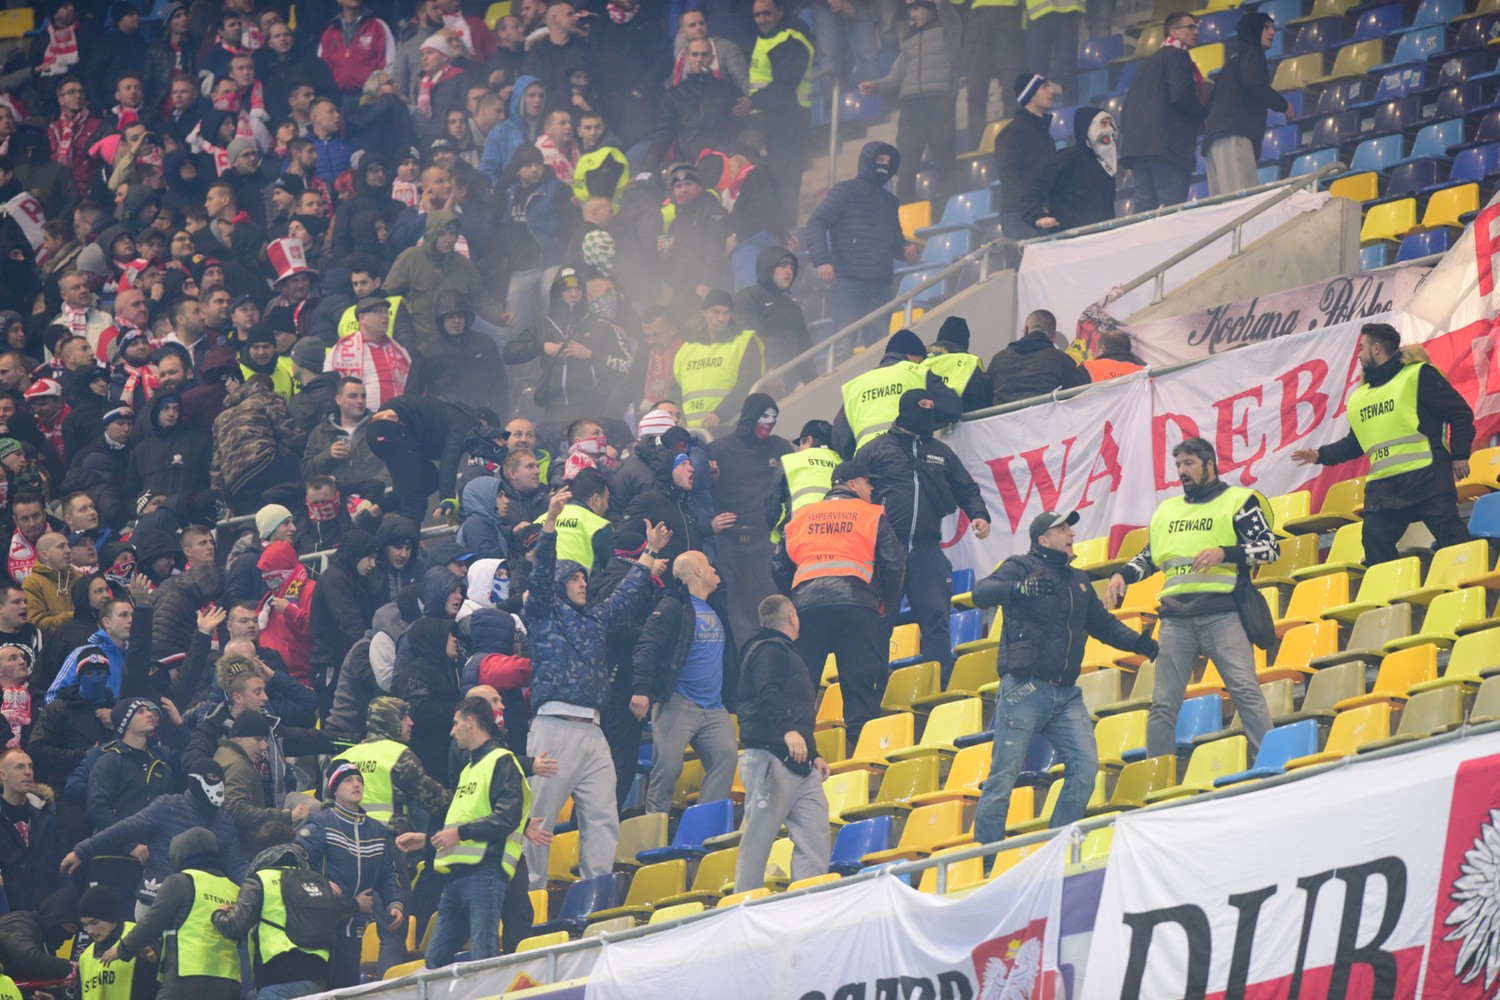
left=648, top=37, right=743, bottom=169
left=734, top=245, right=813, bottom=388
left=988, top=310, right=1090, bottom=405
left=1119, top=12, right=1208, bottom=212
left=630, top=551, right=739, bottom=815
left=0, top=886, right=78, bottom=982
left=310, top=530, right=380, bottom=709
left=0, top=749, right=66, bottom=913
left=366, top=398, right=475, bottom=526
left=970, top=511, right=1159, bottom=848
left=619, top=446, right=731, bottom=564
left=994, top=74, right=1060, bottom=240
left=733, top=595, right=828, bottom=892
left=1204, top=11, right=1288, bottom=196
left=772, top=458, right=904, bottom=743
left=857, top=390, right=989, bottom=683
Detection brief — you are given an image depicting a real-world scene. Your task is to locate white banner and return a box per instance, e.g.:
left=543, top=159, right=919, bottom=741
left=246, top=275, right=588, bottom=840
left=1016, top=190, right=1328, bottom=342
left=1080, top=731, right=1500, bottom=999
left=585, top=827, right=1072, bottom=1000
left=942, top=317, right=1373, bottom=571
left=0, top=191, right=44, bottom=251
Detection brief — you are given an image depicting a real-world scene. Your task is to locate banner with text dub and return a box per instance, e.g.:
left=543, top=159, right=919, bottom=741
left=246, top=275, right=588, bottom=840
left=1079, top=731, right=1500, bottom=999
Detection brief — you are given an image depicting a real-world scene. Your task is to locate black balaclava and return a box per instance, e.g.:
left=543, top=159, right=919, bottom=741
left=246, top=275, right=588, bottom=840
left=895, top=389, right=936, bottom=438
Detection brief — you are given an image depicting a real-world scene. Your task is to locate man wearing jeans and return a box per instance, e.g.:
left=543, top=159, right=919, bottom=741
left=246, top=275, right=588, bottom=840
left=1107, top=437, right=1279, bottom=758
left=971, top=511, right=1158, bottom=847
left=422, top=697, right=531, bottom=968
left=734, top=596, right=830, bottom=891
left=631, top=551, right=740, bottom=815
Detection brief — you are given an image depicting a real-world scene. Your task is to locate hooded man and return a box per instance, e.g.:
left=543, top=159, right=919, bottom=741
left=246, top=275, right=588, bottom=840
left=920, top=317, right=989, bottom=413
left=382, top=210, right=495, bottom=340
left=805, top=141, right=919, bottom=348
left=480, top=75, right=545, bottom=184
left=619, top=435, right=731, bottom=565
left=1204, top=11, right=1289, bottom=196
left=733, top=245, right=813, bottom=388
left=310, top=529, right=380, bottom=706
left=257, top=542, right=315, bottom=684
left=501, top=267, right=594, bottom=426
left=0, top=885, right=78, bottom=981
left=1050, top=107, right=1119, bottom=232
left=125, top=392, right=212, bottom=500
left=419, top=289, right=504, bottom=415
left=456, top=476, right=509, bottom=562
left=706, top=393, right=791, bottom=641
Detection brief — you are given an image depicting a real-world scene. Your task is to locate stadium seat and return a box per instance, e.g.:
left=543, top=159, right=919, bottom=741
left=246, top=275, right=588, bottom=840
left=648, top=902, right=705, bottom=925
left=828, top=713, right=916, bottom=774
left=1192, top=42, right=1226, bottom=76
left=1472, top=675, right=1500, bottom=724
left=880, top=663, right=940, bottom=712
left=1290, top=0, right=1358, bottom=24
left=637, top=800, right=736, bottom=863
left=893, top=230, right=970, bottom=281
left=1267, top=491, right=1310, bottom=535
left=888, top=623, right=921, bottom=664
left=1277, top=573, right=1351, bottom=634
left=1310, top=40, right=1385, bottom=85
left=1360, top=245, right=1390, bottom=270
left=1122, top=695, right=1222, bottom=762
left=1088, top=755, right=1178, bottom=813
left=898, top=202, right=932, bottom=241
left=1096, top=710, right=1148, bottom=769
left=1351, top=4, right=1406, bottom=42
left=861, top=802, right=967, bottom=864
left=1373, top=26, right=1447, bottom=73
left=1433, top=146, right=1500, bottom=192
left=1081, top=34, right=1126, bottom=68
left=1398, top=119, right=1465, bottom=165
left=1291, top=17, right=1347, bottom=54
left=1383, top=161, right=1441, bottom=199
left=1347, top=133, right=1406, bottom=174
left=1259, top=619, right=1339, bottom=683
left=1071, top=535, right=1114, bottom=577
left=1196, top=11, right=1239, bottom=45
left=1215, top=720, right=1322, bottom=785
left=1285, top=703, right=1394, bottom=768
left=1272, top=52, right=1327, bottom=92
left=1145, top=736, right=1249, bottom=802
left=1284, top=478, right=1363, bottom=535
left=1321, top=557, right=1421, bottom=621
left=842, top=756, right=940, bottom=820
left=950, top=609, right=986, bottom=650
left=787, top=873, right=842, bottom=891
left=1359, top=198, right=1417, bottom=243
left=916, top=649, right=998, bottom=708
left=1329, top=172, right=1380, bottom=201
left=1411, top=0, right=1463, bottom=27
left=1291, top=147, right=1340, bottom=177
left=383, top=959, right=423, bottom=980
left=531, top=874, right=624, bottom=936
left=548, top=829, right=580, bottom=886
left=1089, top=526, right=1149, bottom=577
left=1397, top=541, right=1500, bottom=603
left=888, top=699, right=985, bottom=761
left=1009, top=772, right=1106, bottom=834
left=1387, top=588, right=1496, bottom=650
left=1077, top=667, right=1126, bottom=720
left=1335, top=643, right=1439, bottom=710
left=718, top=888, right=771, bottom=908
left=614, top=813, right=669, bottom=870
left=1282, top=662, right=1367, bottom=724
left=1260, top=123, right=1299, bottom=164
left=1093, top=660, right=1155, bottom=718
left=1472, top=493, right=1500, bottom=540
left=917, top=190, right=993, bottom=238
left=656, top=848, right=741, bottom=908
left=1360, top=687, right=1466, bottom=752
left=815, top=683, right=844, bottom=731
left=961, top=119, right=1005, bottom=158
left=1197, top=679, right=1297, bottom=745
left=1434, top=83, right=1485, bottom=121
left=815, top=728, right=847, bottom=766
left=911, top=744, right=992, bottom=807
left=916, top=848, right=987, bottom=893
left=1458, top=447, right=1500, bottom=500
left=1397, top=229, right=1452, bottom=260
left=823, top=770, right=871, bottom=825
left=586, top=859, right=688, bottom=925
left=1291, top=522, right=1365, bottom=583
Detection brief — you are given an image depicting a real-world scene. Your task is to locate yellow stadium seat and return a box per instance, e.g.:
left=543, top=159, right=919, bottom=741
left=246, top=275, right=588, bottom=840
left=1095, top=661, right=1155, bottom=717
left=881, top=662, right=940, bottom=713
left=788, top=873, right=843, bottom=891
left=823, top=770, right=872, bottom=824
left=718, top=888, right=772, bottom=907
left=582, top=916, right=635, bottom=938
left=842, top=756, right=940, bottom=820
left=1255, top=533, right=1320, bottom=586
left=529, top=889, right=548, bottom=925
left=1359, top=686, right=1466, bottom=752
left=815, top=728, right=847, bottom=766
left=548, top=829, right=580, bottom=886
left=1267, top=491, right=1311, bottom=536
left=1146, top=736, right=1249, bottom=803
left=1334, top=643, right=1439, bottom=711
left=1072, top=536, right=1113, bottom=578
left=1095, top=710, right=1149, bottom=769
left=586, top=859, right=688, bottom=924
left=360, top=921, right=380, bottom=967
left=889, top=623, right=921, bottom=663
left=1009, top=772, right=1106, bottom=834
left=1322, top=558, right=1421, bottom=622
left=384, top=960, right=424, bottom=980
left=1395, top=541, right=1500, bottom=604
left=821, top=654, right=838, bottom=687
left=672, top=758, right=705, bottom=809
left=1387, top=588, right=1497, bottom=651
left=649, top=902, right=706, bottom=925
left=516, top=931, right=571, bottom=953
left=1310, top=41, right=1382, bottom=86
left=0, top=9, right=34, bottom=37
left=1087, top=755, right=1178, bottom=814
left=1258, top=586, right=1281, bottom=626
left=484, top=2, right=512, bottom=27
left=1113, top=573, right=1164, bottom=627
left=1093, top=527, right=1149, bottom=577
left=1258, top=619, right=1338, bottom=683
left=1422, top=183, right=1480, bottom=231
left=899, top=201, right=932, bottom=240
left=1271, top=52, right=1325, bottom=91
left=887, top=698, right=985, bottom=761
left=1292, top=0, right=1359, bottom=19
left=916, top=648, right=999, bottom=708
left=763, top=837, right=795, bottom=890
left=1285, top=704, right=1393, bottom=769
left=862, top=802, right=969, bottom=864
left=1458, top=447, right=1500, bottom=501
left=656, top=848, right=740, bottom=908
left=917, top=848, right=987, bottom=893
left=1080, top=635, right=1138, bottom=673
left=1360, top=199, right=1417, bottom=244
left=1078, top=667, right=1127, bottom=719
left=1131, top=24, right=1165, bottom=60
left=828, top=712, right=916, bottom=774
left=815, top=683, right=844, bottom=731
left=889, top=310, right=925, bottom=334
left=1284, top=477, right=1363, bottom=535
left=960, top=119, right=1006, bottom=159
left=1276, top=573, right=1350, bottom=634
left=1328, top=172, right=1380, bottom=203
left=1292, top=522, right=1366, bottom=583
left=1191, top=42, right=1225, bottom=76
left=615, top=813, right=669, bottom=870
left=1410, top=627, right=1500, bottom=694
left=1469, top=674, right=1500, bottom=723
left=911, top=743, right=992, bottom=807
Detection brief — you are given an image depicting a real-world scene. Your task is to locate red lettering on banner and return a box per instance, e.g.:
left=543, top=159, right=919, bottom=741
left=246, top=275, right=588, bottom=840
left=13, top=195, right=41, bottom=226
left=1275, top=360, right=1329, bottom=449
left=1075, top=422, right=1121, bottom=512
left=1212, top=386, right=1267, bottom=486
left=985, top=439, right=1076, bottom=533
left=1474, top=202, right=1500, bottom=297
left=1151, top=413, right=1200, bottom=490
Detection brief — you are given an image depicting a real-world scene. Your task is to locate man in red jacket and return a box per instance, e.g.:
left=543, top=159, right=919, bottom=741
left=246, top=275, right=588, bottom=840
left=317, top=0, right=396, bottom=98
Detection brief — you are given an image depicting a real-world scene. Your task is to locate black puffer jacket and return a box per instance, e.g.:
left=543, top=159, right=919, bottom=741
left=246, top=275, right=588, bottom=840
left=1204, top=12, right=1290, bottom=153
left=416, top=289, right=507, bottom=416
left=125, top=392, right=213, bottom=499
left=151, top=561, right=223, bottom=661
left=630, top=582, right=739, bottom=708
left=647, top=70, right=743, bottom=168
left=734, top=245, right=813, bottom=382
left=772, top=484, right=907, bottom=613
left=987, top=329, right=1090, bottom=406
left=0, top=888, right=77, bottom=980
left=29, top=686, right=114, bottom=786
left=617, top=450, right=708, bottom=564
left=971, top=542, right=1156, bottom=685
left=0, top=789, right=64, bottom=912
left=806, top=142, right=907, bottom=284
left=857, top=429, right=988, bottom=548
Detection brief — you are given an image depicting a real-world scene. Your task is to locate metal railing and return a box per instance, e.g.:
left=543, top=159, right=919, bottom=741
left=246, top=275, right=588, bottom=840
left=210, top=514, right=457, bottom=575
left=755, top=164, right=1348, bottom=396
left=315, top=718, right=1500, bottom=999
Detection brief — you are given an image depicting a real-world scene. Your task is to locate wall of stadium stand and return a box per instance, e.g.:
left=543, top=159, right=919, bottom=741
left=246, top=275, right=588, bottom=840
left=773, top=195, right=1363, bottom=436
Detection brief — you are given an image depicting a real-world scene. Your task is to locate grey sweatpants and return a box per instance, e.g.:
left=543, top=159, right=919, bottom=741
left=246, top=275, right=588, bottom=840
left=1150, top=610, right=1273, bottom=758
left=644, top=694, right=739, bottom=815
left=524, top=715, right=620, bottom=887
left=734, top=748, right=831, bottom=893
left=1206, top=136, right=1260, bottom=197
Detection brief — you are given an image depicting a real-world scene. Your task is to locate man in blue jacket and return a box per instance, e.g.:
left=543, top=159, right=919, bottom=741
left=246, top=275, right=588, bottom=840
left=521, top=488, right=669, bottom=888
left=805, top=142, right=920, bottom=351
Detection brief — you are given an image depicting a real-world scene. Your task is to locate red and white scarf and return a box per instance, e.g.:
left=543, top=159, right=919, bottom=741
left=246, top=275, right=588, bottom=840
left=216, top=80, right=266, bottom=119
left=118, top=362, right=161, bottom=404
left=6, top=532, right=36, bottom=582
left=391, top=177, right=420, bottom=207
left=607, top=3, right=637, bottom=23
left=418, top=65, right=462, bottom=116
left=442, top=13, right=476, bottom=55
left=1163, top=35, right=1208, bottom=102
left=35, top=406, right=67, bottom=464
left=62, top=305, right=91, bottom=339
left=38, top=21, right=79, bottom=76
left=50, top=110, right=90, bottom=165
left=328, top=332, right=411, bottom=410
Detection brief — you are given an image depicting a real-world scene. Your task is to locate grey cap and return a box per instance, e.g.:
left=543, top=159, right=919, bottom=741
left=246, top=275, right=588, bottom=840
left=289, top=337, right=324, bottom=371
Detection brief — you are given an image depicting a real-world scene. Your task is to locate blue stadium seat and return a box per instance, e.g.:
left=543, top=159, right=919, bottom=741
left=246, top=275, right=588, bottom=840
left=964, top=156, right=995, bottom=191
left=1351, top=4, right=1405, bottom=42
left=916, top=189, right=994, bottom=238
left=1347, top=133, right=1405, bottom=173
left=1430, top=144, right=1500, bottom=191
left=1359, top=244, right=1390, bottom=269
left=894, top=230, right=970, bottom=278
left=1425, top=50, right=1487, bottom=91
left=1261, top=124, right=1298, bottom=163
left=1308, top=110, right=1360, bottom=149
left=897, top=270, right=949, bottom=310
left=1213, top=721, right=1321, bottom=786
left=1290, top=147, right=1339, bottom=176
left=1396, top=228, right=1452, bottom=261
left=951, top=568, right=975, bottom=595
left=1353, top=66, right=1428, bottom=108
left=530, top=875, right=625, bottom=936
left=950, top=609, right=983, bottom=648
left=1122, top=695, right=1222, bottom=762
left=1451, top=109, right=1500, bottom=154
left=1366, top=96, right=1420, bottom=136
left=1446, top=14, right=1500, bottom=59
left=830, top=818, right=895, bottom=875
left=1310, top=80, right=1359, bottom=118
left=1113, top=60, right=1138, bottom=95
left=1470, top=492, right=1500, bottom=540
left=1018, top=736, right=1059, bottom=784
left=1078, top=68, right=1111, bottom=103
left=1049, top=106, right=1076, bottom=146
left=1433, top=83, right=1485, bottom=122
left=1080, top=34, right=1124, bottom=69
left=1102, top=92, right=1126, bottom=121
left=1277, top=89, right=1305, bottom=121
left=1372, top=26, right=1447, bottom=73
left=636, top=800, right=736, bottom=863
left=1384, top=159, right=1443, bottom=196
left=1290, top=17, right=1346, bottom=54
left=1258, top=164, right=1282, bottom=183
left=1411, top=0, right=1462, bottom=28
left=841, top=88, right=882, bottom=124
left=1396, top=119, right=1464, bottom=164
left=1196, top=11, right=1238, bottom=45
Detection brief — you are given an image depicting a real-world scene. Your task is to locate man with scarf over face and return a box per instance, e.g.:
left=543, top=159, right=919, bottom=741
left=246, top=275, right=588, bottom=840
left=707, top=393, right=791, bottom=643
left=857, top=390, right=990, bottom=683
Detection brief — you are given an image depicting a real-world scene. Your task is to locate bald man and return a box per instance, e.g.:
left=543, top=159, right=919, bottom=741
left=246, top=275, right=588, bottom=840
left=631, top=550, right=739, bottom=814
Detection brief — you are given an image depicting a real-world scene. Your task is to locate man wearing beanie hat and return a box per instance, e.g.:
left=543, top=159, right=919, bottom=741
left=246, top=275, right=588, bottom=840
left=331, top=697, right=450, bottom=834
left=79, top=883, right=160, bottom=1000
left=86, top=697, right=170, bottom=909
left=860, top=388, right=990, bottom=683
left=237, top=322, right=297, bottom=402
left=294, top=760, right=407, bottom=985
left=994, top=73, right=1061, bottom=240
left=660, top=164, right=732, bottom=309
left=125, top=391, right=213, bottom=501
left=256, top=504, right=297, bottom=545
left=103, top=826, right=242, bottom=1000
left=830, top=327, right=960, bottom=456
left=671, top=288, right=764, bottom=431
left=921, top=316, right=990, bottom=412
left=767, top=418, right=840, bottom=542
left=214, top=710, right=313, bottom=840
left=286, top=338, right=337, bottom=436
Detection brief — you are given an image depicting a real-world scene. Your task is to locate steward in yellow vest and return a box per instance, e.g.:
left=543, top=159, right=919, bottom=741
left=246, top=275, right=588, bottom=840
left=832, top=329, right=962, bottom=456
left=553, top=469, right=614, bottom=570
left=330, top=696, right=451, bottom=832
left=420, top=697, right=532, bottom=969
left=112, top=828, right=243, bottom=1000
left=749, top=13, right=814, bottom=112
left=211, top=843, right=354, bottom=994
left=1291, top=324, right=1476, bottom=567
left=1108, top=437, right=1279, bottom=761
left=673, top=290, right=766, bottom=430
left=922, top=317, right=990, bottom=412
left=767, top=420, right=840, bottom=542
left=79, top=887, right=158, bottom=1000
